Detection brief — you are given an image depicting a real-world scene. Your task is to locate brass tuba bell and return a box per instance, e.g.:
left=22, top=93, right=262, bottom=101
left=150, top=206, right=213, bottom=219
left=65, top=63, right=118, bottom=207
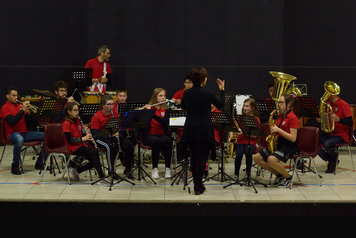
left=319, top=81, right=340, bottom=133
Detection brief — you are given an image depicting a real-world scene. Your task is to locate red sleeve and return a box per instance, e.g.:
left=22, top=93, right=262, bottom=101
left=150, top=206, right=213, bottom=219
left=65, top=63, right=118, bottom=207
left=90, top=114, right=101, bottom=130
left=342, top=102, right=352, bottom=118
left=62, top=121, right=71, bottom=133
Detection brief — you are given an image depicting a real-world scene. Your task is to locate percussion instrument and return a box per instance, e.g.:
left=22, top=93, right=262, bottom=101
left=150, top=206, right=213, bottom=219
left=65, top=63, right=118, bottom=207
left=82, top=91, right=101, bottom=104
left=104, top=91, right=117, bottom=102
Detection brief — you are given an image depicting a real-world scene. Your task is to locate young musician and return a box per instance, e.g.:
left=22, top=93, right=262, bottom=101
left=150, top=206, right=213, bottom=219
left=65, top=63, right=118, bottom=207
left=112, top=88, right=136, bottom=178
left=90, top=95, right=133, bottom=179
left=180, top=67, right=225, bottom=195
left=84, top=45, right=112, bottom=93
left=318, top=94, right=353, bottom=173
left=62, top=102, right=108, bottom=186
left=253, top=94, right=299, bottom=187
left=171, top=75, right=193, bottom=105
left=142, top=88, right=173, bottom=179
left=229, top=98, right=260, bottom=181
left=0, top=87, right=46, bottom=175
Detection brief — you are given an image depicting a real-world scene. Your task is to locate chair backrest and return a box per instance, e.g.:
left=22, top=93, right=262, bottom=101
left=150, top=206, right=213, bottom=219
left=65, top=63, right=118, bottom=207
left=296, top=126, right=319, bottom=157
left=0, top=118, right=9, bottom=145
left=44, top=123, right=70, bottom=154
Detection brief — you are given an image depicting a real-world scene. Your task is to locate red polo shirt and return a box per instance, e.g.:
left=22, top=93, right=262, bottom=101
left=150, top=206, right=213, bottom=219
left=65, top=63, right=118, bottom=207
left=172, top=89, right=185, bottom=100
left=237, top=116, right=260, bottom=146
left=276, top=110, right=299, bottom=137
left=91, top=110, right=120, bottom=131
left=149, top=107, right=166, bottom=135
left=62, top=118, right=87, bottom=153
left=0, top=101, right=28, bottom=140
left=84, top=57, right=112, bottom=79
left=327, top=97, right=352, bottom=142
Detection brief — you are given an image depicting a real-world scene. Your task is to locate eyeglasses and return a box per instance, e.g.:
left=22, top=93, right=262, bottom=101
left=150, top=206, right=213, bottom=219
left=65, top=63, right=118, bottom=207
left=105, top=103, right=115, bottom=106
left=278, top=101, right=285, bottom=105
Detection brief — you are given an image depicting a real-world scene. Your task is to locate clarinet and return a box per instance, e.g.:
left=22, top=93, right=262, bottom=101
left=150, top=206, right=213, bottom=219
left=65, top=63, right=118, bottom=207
left=77, top=115, right=100, bottom=151
left=110, top=109, right=123, bottom=153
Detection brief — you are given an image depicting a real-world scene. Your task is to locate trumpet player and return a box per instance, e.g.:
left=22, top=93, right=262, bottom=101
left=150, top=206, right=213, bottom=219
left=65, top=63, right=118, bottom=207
left=0, top=87, right=46, bottom=175
left=318, top=93, right=352, bottom=173
left=253, top=94, right=299, bottom=187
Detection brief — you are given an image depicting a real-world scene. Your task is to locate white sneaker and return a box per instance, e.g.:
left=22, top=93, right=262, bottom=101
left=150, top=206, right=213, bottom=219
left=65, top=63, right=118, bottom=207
left=165, top=168, right=171, bottom=179
left=97, top=179, right=111, bottom=187
left=152, top=167, right=159, bottom=179
left=69, top=167, right=80, bottom=181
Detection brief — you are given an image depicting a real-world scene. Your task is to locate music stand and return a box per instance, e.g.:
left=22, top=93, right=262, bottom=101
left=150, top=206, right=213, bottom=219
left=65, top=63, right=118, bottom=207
left=206, top=111, right=237, bottom=182
left=116, top=102, right=146, bottom=117
left=69, top=68, right=92, bottom=103
left=91, top=117, right=135, bottom=191
left=79, top=104, right=100, bottom=124
left=295, top=96, right=319, bottom=126
left=223, top=115, right=267, bottom=193
left=121, top=109, right=157, bottom=184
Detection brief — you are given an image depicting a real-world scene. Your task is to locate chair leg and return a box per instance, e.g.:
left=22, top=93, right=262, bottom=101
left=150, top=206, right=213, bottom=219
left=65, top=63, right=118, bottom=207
left=311, top=157, right=322, bottom=186
left=347, top=145, right=354, bottom=171
left=40, top=153, right=52, bottom=181
left=0, top=145, right=6, bottom=166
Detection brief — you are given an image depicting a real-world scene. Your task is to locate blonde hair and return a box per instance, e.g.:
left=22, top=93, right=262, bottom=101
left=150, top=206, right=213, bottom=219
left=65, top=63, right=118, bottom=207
left=148, top=88, right=167, bottom=109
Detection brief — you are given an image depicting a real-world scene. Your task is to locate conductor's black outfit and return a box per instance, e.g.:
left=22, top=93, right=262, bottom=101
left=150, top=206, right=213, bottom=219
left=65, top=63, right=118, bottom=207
left=180, top=86, right=225, bottom=194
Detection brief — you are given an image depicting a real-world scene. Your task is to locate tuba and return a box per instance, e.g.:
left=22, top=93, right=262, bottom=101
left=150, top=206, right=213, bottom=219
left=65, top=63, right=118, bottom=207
left=319, top=81, right=340, bottom=133
left=265, top=71, right=298, bottom=153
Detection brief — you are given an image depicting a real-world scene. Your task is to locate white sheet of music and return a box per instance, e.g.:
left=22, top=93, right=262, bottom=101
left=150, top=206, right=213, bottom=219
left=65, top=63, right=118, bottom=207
left=169, top=117, right=186, bottom=126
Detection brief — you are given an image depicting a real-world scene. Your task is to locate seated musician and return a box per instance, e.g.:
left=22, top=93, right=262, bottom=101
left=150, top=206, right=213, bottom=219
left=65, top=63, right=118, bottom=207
left=62, top=102, right=108, bottom=186
left=142, top=88, right=173, bottom=179
left=253, top=94, right=299, bottom=187
left=318, top=93, right=353, bottom=173
left=84, top=45, right=112, bottom=93
left=171, top=75, right=193, bottom=105
left=0, top=87, right=46, bottom=175
left=51, top=80, right=76, bottom=123
left=228, top=98, right=260, bottom=181
left=90, top=95, right=133, bottom=179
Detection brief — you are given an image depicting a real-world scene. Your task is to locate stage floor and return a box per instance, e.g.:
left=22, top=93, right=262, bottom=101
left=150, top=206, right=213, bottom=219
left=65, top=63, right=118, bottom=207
left=1, top=145, right=356, bottom=215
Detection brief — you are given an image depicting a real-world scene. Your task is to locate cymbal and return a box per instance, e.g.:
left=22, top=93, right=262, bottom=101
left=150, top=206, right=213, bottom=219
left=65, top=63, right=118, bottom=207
left=32, top=89, right=57, bottom=98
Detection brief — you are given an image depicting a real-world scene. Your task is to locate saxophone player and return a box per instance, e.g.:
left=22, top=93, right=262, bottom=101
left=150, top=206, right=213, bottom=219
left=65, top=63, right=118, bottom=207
left=253, top=94, right=299, bottom=187
left=318, top=93, right=353, bottom=173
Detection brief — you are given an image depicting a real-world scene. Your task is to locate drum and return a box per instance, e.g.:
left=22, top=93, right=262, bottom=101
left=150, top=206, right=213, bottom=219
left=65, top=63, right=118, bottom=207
left=104, top=91, right=117, bottom=102
left=82, top=91, right=101, bottom=104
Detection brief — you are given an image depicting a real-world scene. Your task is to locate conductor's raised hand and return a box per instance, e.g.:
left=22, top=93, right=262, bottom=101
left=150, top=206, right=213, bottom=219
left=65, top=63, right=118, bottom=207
left=217, top=78, right=225, bottom=91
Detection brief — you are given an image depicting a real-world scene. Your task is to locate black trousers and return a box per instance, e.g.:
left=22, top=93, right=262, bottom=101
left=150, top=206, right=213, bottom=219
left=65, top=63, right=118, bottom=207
left=188, top=141, right=211, bottom=191
left=142, top=134, right=172, bottom=168
left=73, top=146, right=105, bottom=178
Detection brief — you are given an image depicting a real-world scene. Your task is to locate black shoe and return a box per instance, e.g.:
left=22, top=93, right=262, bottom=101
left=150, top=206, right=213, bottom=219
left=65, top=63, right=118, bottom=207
left=124, top=169, right=134, bottom=180
left=11, top=166, right=21, bottom=175
left=194, top=186, right=206, bottom=195
left=35, top=163, right=44, bottom=170
left=325, top=160, right=339, bottom=173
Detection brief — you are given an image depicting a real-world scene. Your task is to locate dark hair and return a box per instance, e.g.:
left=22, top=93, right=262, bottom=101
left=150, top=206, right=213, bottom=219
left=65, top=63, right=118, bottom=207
left=54, top=81, right=69, bottom=91
left=184, top=74, right=191, bottom=82
left=6, top=86, right=18, bottom=95
left=64, top=102, right=79, bottom=121
left=190, top=67, right=208, bottom=86
left=267, top=81, right=274, bottom=89
left=116, top=87, right=128, bottom=94
left=100, top=95, right=114, bottom=109
left=282, top=93, right=296, bottom=110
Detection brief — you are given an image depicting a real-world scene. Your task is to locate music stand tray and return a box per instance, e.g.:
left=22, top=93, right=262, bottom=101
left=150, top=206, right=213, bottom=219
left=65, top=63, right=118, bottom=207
left=223, top=115, right=267, bottom=193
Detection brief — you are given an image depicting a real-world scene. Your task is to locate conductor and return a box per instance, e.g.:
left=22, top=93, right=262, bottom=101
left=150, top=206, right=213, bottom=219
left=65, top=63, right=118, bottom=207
left=180, top=67, right=225, bottom=195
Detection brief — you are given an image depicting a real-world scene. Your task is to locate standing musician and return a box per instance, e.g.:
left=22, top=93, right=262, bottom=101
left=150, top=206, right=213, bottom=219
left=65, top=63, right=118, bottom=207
left=0, top=87, right=46, bottom=175
left=318, top=93, right=353, bottom=173
left=84, top=45, right=112, bottom=93
left=142, top=88, right=173, bottom=180
left=229, top=98, right=260, bottom=181
left=180, top=67, right=225, bottom=195
left=253, top=94, right=299, bottom=187
left=62, top=102, right=109, bottom=186
left=90, top=95, right=133, bottom=179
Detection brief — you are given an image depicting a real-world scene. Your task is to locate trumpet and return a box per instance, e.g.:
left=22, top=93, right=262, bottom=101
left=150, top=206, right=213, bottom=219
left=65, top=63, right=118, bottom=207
left=16, top=99, right=38, bottom=112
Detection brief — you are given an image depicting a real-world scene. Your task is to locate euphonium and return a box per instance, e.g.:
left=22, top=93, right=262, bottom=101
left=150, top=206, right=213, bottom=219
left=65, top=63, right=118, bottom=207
left=319, top=81, right=340, bottom=133
left=265, top=71, right=298, bottom=153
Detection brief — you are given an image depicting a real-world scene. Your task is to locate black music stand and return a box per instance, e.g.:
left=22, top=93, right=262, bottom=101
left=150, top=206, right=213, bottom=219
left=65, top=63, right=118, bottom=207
left=256, top=99, right=276, bottom=124
left=115, top=102, right=146, bottom=117
left=223, top=115, right=267, bottom=193
left=70, top=68, right=92, bottom=102
left=169, top=110, right=192, bottom=190
left=295, top=96, right=320, bottom=126
left=36, top=98, right=67, bottom=127
left=79, top=104, right=101, bottom=124
left=206, top=111, right=237, bottom=182
left=91, top=117, right=135, bottom=191
left=121, top=109, right=157, bottom=184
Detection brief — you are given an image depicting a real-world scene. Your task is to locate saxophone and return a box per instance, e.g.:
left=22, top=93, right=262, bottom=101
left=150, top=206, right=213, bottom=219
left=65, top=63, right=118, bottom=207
left=319, top=81, right=340, bottom=133
left=265, top=71, right=298, bottom=153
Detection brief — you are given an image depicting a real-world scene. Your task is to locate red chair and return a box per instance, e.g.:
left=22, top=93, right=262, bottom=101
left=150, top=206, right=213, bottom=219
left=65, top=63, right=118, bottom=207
left=0, top=118, right=42, bottom=173
left=334, top=126, right=354, bottom=174
left=290, top=126, right=322, bottom=189
left=40, top=123, right=73, bottom=184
